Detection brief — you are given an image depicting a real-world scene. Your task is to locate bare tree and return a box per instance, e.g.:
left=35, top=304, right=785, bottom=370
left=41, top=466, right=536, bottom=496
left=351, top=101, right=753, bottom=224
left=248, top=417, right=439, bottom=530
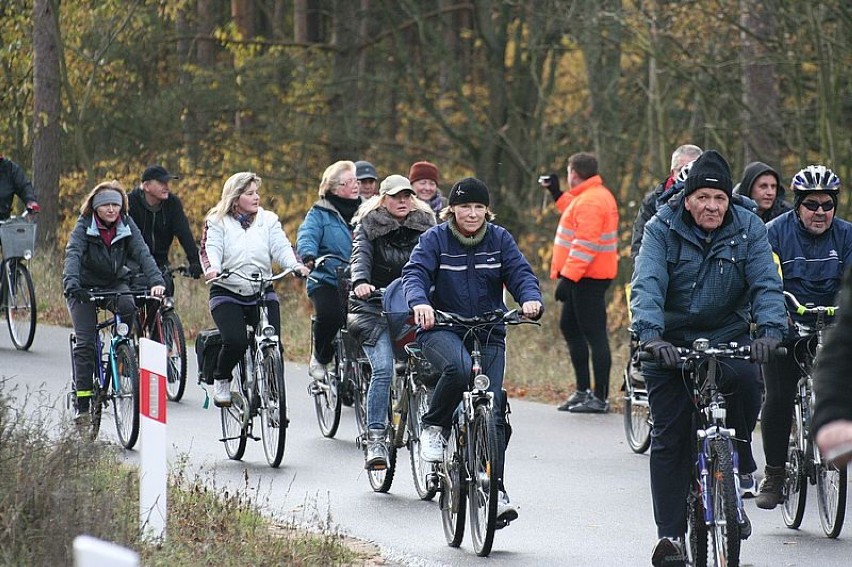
left=32, top=0, right=61, bottom=244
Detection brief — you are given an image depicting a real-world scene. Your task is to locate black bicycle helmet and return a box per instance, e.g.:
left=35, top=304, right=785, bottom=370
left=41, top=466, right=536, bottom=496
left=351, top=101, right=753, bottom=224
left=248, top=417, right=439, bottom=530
left=676, top=159, right=697, bottom=184
left=791, top=165, right=841, bottom=194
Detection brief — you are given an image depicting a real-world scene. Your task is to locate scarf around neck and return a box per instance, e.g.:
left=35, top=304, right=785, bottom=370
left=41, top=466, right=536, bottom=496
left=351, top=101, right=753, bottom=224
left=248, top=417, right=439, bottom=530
left=449, top=218, right=488, bottom=247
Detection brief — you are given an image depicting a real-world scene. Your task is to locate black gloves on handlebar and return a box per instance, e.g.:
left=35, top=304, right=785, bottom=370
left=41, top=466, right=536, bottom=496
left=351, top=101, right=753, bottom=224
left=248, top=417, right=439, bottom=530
left=642, top=338, right=679, bottom=368
left=750, top=336, right=781, bottom=364
left=69, top=288, right=93, bottom=303
left=187, top=262, right=203, bottom=279
left=301, top=255, right=315, bottom=271
left=554, top=276, right=573, bottom=302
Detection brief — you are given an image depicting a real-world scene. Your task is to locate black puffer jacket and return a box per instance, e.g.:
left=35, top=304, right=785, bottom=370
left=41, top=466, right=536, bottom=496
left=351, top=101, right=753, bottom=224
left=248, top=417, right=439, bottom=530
left=347, top=207, right=435, bottom=346
left=0, top=157, right=37, bottom=220
left=63, top=214, right=165, bottom=293
left=733, top=161, right=791, bottom=223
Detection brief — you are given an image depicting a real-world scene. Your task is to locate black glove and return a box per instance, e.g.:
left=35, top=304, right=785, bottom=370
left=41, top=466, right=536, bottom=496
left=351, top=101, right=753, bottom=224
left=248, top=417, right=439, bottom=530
left=301, top=255, right=316, bottom=271
left=69, top=288, right=93, bottom=303
left=750, top=336, right=781, bottom=364
left=642, top=338, right=680, bottom=368
left=554, top=276, right=573, bottom=302
left=187, top=262, right=203, bottom=279
left=542, top=173, right=562, bottom=201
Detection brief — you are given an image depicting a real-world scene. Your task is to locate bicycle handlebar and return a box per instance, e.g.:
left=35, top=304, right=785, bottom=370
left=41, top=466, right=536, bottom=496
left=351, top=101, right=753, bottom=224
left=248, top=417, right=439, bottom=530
left=783, top=290, right=838, bottom=317
left=208, top=267, right=300, bottom=286
left=637, top=341, right=787, bottom=362
left=433, top=309, right=540, bottom=328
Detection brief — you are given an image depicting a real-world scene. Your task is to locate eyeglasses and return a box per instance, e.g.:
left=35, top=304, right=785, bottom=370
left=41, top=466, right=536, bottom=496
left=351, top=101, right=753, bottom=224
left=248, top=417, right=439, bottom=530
left=801, top=200, right=835, bottom=212
left=338, top=177, right=357, bottom=187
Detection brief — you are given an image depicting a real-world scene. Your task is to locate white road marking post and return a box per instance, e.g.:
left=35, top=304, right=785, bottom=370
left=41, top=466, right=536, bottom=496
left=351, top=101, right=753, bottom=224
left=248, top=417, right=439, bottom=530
left=73, top=535, right=139, bottom=567
left=139, top=338, right=167, bottom=541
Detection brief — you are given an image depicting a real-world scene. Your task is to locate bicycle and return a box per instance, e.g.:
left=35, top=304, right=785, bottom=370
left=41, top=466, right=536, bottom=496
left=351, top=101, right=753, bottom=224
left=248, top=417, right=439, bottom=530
left=133, top=265, right=189, bottom=402
left=0, top=213, right=37, bottom=350
left=424, top=309, right=537, bottom=557
left=641, top=339, right=763, bottom=567
left=780, top=291, right=846, bottom=538
left=623, top=331, right=652, bottom=453
left=306, top=254, right=365, bottom=439
left=66, top=290, right=146, bottom=449
left=210, top=269, right=294, bottom=468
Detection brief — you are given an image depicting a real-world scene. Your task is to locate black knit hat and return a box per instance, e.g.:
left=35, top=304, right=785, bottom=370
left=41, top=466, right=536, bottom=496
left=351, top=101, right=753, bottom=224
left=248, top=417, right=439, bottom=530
left=685, top=150, right=733, bottom=198
left=448, top=177, right=490, bottom=207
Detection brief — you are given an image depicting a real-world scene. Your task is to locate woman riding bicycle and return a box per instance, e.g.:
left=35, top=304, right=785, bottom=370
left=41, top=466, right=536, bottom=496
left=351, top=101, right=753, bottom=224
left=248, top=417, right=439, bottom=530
left=347, top=174, right=435, bottom=470
left=199, top=172, right=309, bottom=408
left=630, top=150, right=787, bottom=566
left=63, top=181, right=166, bottom=425
left=296, top=161, right=362, bottom=395
left=401, top=177, right=542, bottom=528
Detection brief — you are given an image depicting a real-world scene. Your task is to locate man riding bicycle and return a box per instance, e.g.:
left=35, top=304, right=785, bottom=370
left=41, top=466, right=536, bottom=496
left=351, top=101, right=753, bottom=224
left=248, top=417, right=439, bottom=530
left=630, top=150, right=787, bottom=566
left=756, top=165, right=852, bottom=510
left=402, top=177, right=542, bottom=528
left=0, top=154, right=39, bottom=221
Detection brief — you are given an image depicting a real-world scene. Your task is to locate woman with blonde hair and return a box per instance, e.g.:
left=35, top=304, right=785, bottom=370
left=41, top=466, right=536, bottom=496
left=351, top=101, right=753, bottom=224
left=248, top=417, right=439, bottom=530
left=63, top=180, right=166, bottom=425
left=199, top=172, right=309, bottom=407
left=296, top=160, right=362, bottom=394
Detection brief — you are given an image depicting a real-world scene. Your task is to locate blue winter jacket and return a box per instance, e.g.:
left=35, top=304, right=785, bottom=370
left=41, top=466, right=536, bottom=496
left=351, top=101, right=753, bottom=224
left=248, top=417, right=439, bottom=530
left=296, top=199, right=354, bottom=296
left=630, top=192, right=786, bottom=346
left=401, top=221, right=542, bottom=343
left=767, top=210, right=852, bottom=329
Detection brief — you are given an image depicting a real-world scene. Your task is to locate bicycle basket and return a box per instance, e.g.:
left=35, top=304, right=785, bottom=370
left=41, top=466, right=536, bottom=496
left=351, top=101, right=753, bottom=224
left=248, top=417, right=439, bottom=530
left=0, top=220, right=37, bottom=259
left=195, top=328, right=222, bottom=385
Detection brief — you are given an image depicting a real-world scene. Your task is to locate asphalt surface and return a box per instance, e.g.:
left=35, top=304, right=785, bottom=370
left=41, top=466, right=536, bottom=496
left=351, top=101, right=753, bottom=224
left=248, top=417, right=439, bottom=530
left=3, top=323, right=852, bottom=566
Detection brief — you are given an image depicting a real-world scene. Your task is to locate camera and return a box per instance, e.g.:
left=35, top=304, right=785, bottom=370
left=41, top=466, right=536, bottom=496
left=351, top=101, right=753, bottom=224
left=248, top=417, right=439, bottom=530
left=538, top=175, right=550, bottom=184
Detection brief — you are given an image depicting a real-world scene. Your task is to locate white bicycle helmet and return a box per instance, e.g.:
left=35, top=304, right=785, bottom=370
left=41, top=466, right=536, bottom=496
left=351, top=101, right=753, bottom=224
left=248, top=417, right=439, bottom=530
left=791, top=165, right=841, bottom=194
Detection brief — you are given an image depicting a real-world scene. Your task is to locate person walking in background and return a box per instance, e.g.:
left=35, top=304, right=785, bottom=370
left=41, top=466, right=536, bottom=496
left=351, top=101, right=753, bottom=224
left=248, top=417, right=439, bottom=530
left=733, top=161, right=791, bottom=224
left=0, top=154, right=39, bottom=220
left=408, top=161, right=447, bottom=214
left=63, top=181, right=165, bottom=424
left=630, top=144, right=702, bottom=259
left=128, top=165, right=203, bottom=295
left=199, top=172, right=309, bottom=407
left=542, top=152, right=619, bottom=414
left=755, top=165, right=852, bottom=509
left=348, top=174, right=435, bottom=470
left=297, top=161, right=362, bottom=399
left=355, top=160, right=379, bottom=199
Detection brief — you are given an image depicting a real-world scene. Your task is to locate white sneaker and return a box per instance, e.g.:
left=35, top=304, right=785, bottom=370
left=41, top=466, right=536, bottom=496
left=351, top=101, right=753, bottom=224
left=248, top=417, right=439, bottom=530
left=309, top=355, right=327, bottom=381
left=213, top=379, right=232, bottom=407
left=420, top=425, right=445, bottom=462
left=496, top=490, right=519, bottom=527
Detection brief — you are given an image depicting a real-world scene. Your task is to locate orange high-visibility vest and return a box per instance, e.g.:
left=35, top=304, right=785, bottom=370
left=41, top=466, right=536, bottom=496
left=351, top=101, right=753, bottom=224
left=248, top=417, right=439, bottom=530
left=549, top=175, right=619, bottom=282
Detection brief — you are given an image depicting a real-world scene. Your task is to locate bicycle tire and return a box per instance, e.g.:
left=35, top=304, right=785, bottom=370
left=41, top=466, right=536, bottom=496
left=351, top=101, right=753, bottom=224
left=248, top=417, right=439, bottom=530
left=221, top=358, right=248, bottom=460
left=782, top=403, right=808, bottom=529
left=710, top=437, right=741, bottom=567
left=469, top=403, right=499, bottom=557
left=90, top=381, right=104, bottom=442
left=5, top=260, right=36, bottom=350
left=368, top=402, right=398, bottom=493
left=815, top=454, right=847, bottom=538
left=440, top=423, right=466, bottom=547
left=622, top=366, right=651, bottom=454
left=312, top=342, right=342, bottom=438
left=687, top=482, right=708, bottom=567
left=112, top=342, right=140, bottom=449
left=353, top=356, right=370, bottom=440
left=156, top=310, right=187, bottom=402
left=259, top=348, right=287, bottom=468
left=409, top=384, right=438, bottom=501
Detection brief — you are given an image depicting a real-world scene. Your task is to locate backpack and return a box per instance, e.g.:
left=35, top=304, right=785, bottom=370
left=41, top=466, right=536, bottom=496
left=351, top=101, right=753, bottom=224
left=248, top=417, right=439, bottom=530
left=195, top=329, right=222, bottom=385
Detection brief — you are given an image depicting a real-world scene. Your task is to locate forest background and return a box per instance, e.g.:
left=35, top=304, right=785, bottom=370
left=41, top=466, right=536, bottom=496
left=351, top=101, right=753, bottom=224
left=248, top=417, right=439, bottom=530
left=2, top=0, right=850, bottom=328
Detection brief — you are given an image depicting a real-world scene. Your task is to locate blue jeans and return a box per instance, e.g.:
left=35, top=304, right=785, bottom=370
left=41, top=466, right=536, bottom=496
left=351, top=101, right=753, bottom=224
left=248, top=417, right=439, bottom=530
left=363, top=328, right=395, bottom=431
left=644, top=355, right=760, bottom=538
left=419, top=329, right=509, bottom=483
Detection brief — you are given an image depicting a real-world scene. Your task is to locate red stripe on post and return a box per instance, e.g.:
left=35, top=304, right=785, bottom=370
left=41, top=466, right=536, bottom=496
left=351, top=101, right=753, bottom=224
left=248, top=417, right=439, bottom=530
left=140, top=368, right=167, bottom=424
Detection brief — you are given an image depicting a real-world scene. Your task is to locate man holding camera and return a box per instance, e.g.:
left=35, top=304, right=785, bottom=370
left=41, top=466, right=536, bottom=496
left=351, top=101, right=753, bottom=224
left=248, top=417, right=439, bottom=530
left=540, top=152, right=619, bottom=413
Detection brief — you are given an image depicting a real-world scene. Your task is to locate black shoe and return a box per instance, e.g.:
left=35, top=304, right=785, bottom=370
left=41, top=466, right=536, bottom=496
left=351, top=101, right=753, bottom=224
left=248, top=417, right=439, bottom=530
left=557, top=389, right=589, bottom=411
left=740, top=508, right=752, bottom=540
left=651, top=537, right=686, bottom=567
left=568, top=394, right=609, bottom=414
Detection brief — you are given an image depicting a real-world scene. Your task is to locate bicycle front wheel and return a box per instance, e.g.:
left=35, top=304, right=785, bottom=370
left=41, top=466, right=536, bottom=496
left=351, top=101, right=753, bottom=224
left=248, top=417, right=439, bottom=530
left=312, top=347, right=342, bottom=438
left=259, top=348, right=287, bottom=468
left=221, top=359, right=248, bottom=460
left=469, top=403, right=499, bottom=557
left=409, top=384, right=438, bottom=501
left=623, top=368, right=651, bottom=454
left=353, top=356, right=370, bottom=440
left=5, top=260, right=36, bottom=350
left=368, top=401, right=398, bottom=493
left=710, top=437, right=741, bottom=567
left=782, top=403, right=808, bottom=529
left=440, top=425, right=466, bottom=547
left=815, top=453, right=847, bottom=538
left=112, top=342, right=140, bottom=449
left=155, top=310, right=187, bottom=402
left=686, top=481, right=708, bottom=567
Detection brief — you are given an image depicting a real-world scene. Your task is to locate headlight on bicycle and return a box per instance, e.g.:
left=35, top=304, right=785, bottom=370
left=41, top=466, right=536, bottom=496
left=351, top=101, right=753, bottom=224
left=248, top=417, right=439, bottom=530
left=116, top=322, right=130, bottom=337
left=260, top=324, right=276, bottom=339
left=473, top=374, right=490, bottom=391
left=162, top=297, right=175, bottom=309
left=23, top=249, right=32, bottom=260
left=692, top=338, right=709, bottom=352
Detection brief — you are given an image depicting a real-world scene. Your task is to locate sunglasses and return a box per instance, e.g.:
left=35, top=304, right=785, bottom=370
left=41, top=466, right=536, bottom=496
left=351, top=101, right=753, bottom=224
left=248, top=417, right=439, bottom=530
left=800, top=200, right=835, bottom=212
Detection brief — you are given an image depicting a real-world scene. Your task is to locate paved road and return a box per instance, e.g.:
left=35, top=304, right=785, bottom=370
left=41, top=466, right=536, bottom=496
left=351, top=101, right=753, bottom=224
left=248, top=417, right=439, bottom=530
left=3, top=324, right=851, bottom=566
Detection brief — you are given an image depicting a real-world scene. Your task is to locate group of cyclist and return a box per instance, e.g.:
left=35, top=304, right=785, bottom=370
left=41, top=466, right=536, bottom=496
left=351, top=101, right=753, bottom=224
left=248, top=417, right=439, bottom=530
left=630, top=144, right=848, bottom=566
left=2, top=143, right=836, bottom=561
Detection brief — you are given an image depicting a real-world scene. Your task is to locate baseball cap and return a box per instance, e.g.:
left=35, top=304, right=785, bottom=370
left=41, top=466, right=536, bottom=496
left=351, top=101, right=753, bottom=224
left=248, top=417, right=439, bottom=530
left=355, top=160, right=378, bottom=180
left=142, top=165, right=179, bottom=183
left=380, top=175, right=414, bottom=196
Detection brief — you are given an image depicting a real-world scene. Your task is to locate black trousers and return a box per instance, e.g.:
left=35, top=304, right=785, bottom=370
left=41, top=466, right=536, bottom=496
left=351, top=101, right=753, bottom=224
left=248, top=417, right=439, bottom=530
left=210, top=299, right=280, bottom=381
left=558, top=278, right=612, bottom=400
left=310, top=284, right=346, bottom=365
